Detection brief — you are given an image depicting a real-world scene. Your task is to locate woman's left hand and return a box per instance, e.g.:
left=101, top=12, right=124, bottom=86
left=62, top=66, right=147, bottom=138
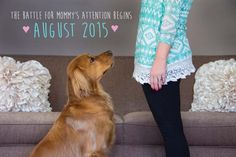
left=150, top=56, right=167, bottom=91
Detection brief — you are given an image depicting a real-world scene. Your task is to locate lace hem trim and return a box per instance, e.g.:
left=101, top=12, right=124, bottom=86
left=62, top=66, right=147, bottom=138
left=133, top=57, right=196, bottom=85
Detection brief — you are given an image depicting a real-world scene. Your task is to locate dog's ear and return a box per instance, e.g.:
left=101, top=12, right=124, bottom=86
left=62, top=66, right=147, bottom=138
left=71, top=69, right=90, bottom=99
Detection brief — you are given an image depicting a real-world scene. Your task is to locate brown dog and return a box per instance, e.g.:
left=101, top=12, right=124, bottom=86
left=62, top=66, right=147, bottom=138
left=29, top=51, right=115, bottom=157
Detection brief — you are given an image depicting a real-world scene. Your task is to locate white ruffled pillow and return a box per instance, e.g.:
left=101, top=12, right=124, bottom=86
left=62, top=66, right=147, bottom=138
left=0, top=56, right=52, bottom=112
left=190, top=59, right=236, bottom=112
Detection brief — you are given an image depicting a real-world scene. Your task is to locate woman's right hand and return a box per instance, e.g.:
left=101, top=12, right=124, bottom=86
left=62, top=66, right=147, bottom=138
left=150, top=56, right=167, bottom=91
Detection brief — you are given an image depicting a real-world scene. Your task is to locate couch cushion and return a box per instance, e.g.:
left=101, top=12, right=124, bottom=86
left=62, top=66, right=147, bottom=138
left=4, top=55, right=235, bottom=116
left=123, top=111, right=236, bottom=146
left=1, top=145, right=236, bottom=157
left=0, top=112, right=123, bottom=145
left=5, top=55, right=150, bottom=116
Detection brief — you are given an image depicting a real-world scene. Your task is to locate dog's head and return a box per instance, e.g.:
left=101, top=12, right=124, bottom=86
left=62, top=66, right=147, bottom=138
left=67, top=50, right=113, bottom=99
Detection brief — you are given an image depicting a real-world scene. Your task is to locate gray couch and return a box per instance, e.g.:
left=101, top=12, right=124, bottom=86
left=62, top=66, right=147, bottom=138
left=0, top=55, right=236, bottom=157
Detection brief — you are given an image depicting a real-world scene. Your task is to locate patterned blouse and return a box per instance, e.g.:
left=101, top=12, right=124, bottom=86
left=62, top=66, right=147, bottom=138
left=133, top=0, right=196, bottom=84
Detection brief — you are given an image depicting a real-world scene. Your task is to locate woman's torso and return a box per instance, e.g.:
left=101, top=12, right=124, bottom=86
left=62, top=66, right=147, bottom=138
left=133, top=0, right=196, bottom=84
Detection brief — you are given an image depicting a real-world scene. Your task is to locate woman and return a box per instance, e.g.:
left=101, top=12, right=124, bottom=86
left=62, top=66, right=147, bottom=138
left=133, top=0, right=195, bottom=157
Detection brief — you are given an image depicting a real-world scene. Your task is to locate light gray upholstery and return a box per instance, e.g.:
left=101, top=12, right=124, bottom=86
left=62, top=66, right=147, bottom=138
left=0, top=55, right=236, bottom=157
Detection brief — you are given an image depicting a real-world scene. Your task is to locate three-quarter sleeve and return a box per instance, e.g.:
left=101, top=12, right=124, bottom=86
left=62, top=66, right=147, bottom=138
left=159, top=0, right=183, bottom=46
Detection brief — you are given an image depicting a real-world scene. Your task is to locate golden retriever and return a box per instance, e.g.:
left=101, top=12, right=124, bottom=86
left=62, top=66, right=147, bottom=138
left=29, top=51, right=115, bottom=157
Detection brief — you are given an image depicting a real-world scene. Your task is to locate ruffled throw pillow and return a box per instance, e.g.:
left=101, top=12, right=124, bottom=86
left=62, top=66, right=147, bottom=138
left=190, top=59, right=236, bottom=112
left=0, top=56, right=52, bottom=112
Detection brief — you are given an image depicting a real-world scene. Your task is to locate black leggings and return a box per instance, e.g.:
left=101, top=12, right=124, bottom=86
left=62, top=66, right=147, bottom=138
left=142, top=80, right=190, bottom=157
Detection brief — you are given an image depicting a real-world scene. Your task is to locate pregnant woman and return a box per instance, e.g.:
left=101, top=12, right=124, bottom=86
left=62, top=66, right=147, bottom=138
left=133, top=0, right=196, bottom=156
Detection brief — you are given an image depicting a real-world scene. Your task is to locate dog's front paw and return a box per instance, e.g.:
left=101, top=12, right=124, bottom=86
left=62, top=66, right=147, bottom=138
left=89, top=151, right=107, bottom=157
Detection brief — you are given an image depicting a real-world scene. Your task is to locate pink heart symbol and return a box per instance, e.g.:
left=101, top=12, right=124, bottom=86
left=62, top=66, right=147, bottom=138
left=23, top=26, right=30, bottom=33
left=111, top=25, right=119, bottom=32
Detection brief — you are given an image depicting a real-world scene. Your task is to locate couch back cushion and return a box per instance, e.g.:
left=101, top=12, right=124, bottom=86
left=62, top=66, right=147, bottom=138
left=3, top=55, right=235, bottom=115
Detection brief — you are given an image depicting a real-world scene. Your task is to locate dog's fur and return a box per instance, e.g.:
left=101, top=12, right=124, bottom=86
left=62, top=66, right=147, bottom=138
left=29, top=51, right=115, bottom=157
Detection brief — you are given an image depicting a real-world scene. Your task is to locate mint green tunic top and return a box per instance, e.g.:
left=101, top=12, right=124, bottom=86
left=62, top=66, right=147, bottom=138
left=133, top=0, right=196, bottom=84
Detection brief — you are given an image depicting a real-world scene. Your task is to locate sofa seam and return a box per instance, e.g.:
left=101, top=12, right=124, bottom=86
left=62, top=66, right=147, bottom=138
left=122, top=123, right=236, bottom=128
left=1, top=123, right=236, bottom=128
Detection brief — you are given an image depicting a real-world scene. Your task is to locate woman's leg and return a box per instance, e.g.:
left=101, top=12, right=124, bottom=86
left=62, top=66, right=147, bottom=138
left=142, top=80, right=190, bottom=157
